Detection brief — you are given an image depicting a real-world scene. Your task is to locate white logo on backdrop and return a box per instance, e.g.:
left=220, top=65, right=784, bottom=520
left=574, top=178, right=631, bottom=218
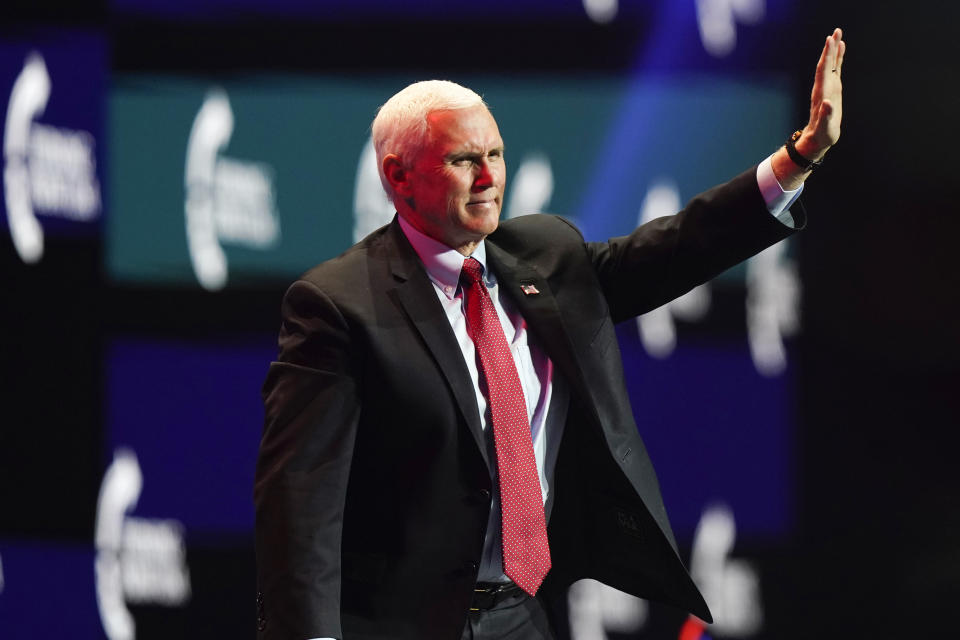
left=696, top=0, right=766, bottom=57
left=3, top=52, right=101, bottom=264
left=635, top=180, right=712, bottom=358
left=352, top=136, right=395, bottom=243
left=583, top=0, right=767, bottom=56
left=505, top=153, right=554, bottom=219
left=95, top=449, right=191, bottom=640
left=746, top=241, right=799, bottom=376
left=634, top=180, right=798, bottom=376
left=568, top=578, right=648, bottom=639
left=690, top=503, right=763, bottom=635
left=185, top=89, right=281, bottom=291
left=583, top=0, right=618, bottom=24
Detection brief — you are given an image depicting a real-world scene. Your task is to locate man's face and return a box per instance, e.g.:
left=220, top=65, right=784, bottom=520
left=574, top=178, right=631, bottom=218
left=402, top=105, right=506, bottom=253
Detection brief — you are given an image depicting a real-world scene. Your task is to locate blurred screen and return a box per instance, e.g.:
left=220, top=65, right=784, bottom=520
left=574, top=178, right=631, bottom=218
left=0, top=31, right=106, bottom=263
left=105, top=337, right=274, bottom=536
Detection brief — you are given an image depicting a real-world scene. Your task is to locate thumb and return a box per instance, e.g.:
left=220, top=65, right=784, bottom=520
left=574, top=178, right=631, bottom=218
left=818, top=99, right=834, bottom=122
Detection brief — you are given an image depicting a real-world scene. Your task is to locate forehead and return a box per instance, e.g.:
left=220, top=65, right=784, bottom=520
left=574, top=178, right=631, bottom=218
left=424, top=105, right=503, bottom=152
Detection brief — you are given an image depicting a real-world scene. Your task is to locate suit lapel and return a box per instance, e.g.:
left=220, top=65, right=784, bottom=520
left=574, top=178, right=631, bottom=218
left=383, top=221, right=489, bottom=468
left=484, top=241, right=588, bottom=401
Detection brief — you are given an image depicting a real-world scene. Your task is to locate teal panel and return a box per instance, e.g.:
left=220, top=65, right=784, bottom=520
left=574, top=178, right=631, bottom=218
left=107, top=74, right=792, bottom=289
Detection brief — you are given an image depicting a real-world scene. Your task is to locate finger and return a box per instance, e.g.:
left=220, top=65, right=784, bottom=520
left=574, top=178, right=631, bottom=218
left=835, top=39, right=846, bottom=77
left=826, top=32, right=840, bottom=74
left=829, top=28, right=844, bottom=70
left=815, top=34, right=830, bottom=77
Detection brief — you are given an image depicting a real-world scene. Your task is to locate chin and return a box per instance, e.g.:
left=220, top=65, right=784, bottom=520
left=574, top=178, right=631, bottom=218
left=475, top=217, right=500, bottom=239
left=458, top=208, right=500, bottom=234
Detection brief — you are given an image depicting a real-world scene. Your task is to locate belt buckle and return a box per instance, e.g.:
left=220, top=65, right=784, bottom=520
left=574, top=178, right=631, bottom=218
left=470, top=582, right=511, bottom=611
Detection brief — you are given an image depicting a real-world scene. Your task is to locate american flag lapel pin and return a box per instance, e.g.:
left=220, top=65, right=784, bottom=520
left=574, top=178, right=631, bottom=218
left=520, top=283, right=540, bottom=296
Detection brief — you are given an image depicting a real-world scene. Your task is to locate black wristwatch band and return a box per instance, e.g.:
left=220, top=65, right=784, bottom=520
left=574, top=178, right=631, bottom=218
left=785, top=130, right=822, bottom=172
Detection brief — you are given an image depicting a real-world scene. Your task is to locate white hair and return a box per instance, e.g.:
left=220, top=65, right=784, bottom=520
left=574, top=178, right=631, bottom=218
left=371, top=80, right=486, bottom=198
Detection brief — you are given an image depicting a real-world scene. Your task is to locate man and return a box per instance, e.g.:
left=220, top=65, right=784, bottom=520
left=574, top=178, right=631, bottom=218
left=255, top=29, right=845, bottom=640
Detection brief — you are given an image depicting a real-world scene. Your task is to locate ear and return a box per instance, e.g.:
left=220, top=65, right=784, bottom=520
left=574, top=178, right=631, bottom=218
left=382, top=154, right=412, bottom=198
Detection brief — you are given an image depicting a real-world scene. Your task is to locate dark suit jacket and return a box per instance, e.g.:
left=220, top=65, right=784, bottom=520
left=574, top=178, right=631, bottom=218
left=254, top=167, right=801, bottom=640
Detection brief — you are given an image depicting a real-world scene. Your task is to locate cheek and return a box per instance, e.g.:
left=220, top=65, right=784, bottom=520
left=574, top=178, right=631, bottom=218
left=439, top=172, right=468, bottom=193
left=451, top=177, right=474, bottom=200
left=495, top=165, right=507, bottom=188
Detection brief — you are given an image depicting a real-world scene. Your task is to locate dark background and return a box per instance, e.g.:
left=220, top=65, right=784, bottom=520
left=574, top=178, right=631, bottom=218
left=1, top=1, right=957, bottom=638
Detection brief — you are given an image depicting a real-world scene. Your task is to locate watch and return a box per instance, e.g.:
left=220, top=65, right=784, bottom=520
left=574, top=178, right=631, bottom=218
left=784, top=130, right=822, bottom=172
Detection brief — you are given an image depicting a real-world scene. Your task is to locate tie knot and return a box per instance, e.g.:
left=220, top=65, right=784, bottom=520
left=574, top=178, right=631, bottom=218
left=461, top=257, right=484, bottom=287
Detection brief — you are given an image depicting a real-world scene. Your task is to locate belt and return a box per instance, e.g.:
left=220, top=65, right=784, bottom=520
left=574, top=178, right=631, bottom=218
left=470, top=581, right=525, bottom=611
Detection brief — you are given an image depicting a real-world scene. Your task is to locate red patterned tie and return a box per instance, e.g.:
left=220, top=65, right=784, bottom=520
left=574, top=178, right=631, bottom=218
left=460, top=257, right=551, bottom=595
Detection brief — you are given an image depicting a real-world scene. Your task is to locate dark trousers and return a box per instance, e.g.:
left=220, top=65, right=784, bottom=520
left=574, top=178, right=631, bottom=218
left=460, top=591, right=556, bottom=640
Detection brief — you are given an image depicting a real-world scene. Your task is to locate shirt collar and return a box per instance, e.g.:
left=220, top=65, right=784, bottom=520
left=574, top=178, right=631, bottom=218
left=397, top=215, right=490, bottom=300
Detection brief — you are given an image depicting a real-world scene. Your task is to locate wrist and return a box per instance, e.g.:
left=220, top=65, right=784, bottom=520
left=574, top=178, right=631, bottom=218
left=771, top=146, right=807, bottom=191
left=794, top=130, right=828, bottom=163
left=784, top=130, right=824, bottom=174
left=771, top=128, right=831, bottom=190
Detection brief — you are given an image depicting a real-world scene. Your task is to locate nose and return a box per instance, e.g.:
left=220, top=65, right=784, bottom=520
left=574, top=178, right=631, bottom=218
left=473, top=158, right=494, bottom=190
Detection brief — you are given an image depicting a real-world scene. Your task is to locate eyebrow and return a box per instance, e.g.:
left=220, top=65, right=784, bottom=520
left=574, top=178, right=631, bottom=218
left=445, top=145, right=506, bottom=161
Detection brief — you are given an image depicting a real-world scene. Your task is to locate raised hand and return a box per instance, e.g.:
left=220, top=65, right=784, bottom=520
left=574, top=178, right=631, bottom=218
left=800, top=27, right=845, bottom=160
left=772, top=28, right=846, bottom=189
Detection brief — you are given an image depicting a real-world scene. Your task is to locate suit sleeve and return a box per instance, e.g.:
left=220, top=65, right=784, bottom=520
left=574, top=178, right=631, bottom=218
left=584, top=166, right=802, bottom=323
left=255, top=279, right=361, bottom=640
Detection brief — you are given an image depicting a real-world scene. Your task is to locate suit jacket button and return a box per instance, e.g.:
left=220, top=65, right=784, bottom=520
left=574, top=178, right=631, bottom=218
left=478, top=489, right=491, bottom=501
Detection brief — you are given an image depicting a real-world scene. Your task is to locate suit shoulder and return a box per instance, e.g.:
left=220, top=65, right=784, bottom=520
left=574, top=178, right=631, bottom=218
left=493, top=214, right=584, bottom=249
left=293, top=224, right=390, bottom=302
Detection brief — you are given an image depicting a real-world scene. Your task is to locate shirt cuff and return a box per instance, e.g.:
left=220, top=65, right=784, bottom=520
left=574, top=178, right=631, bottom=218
left=756, top=154, right=803, bottom=228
